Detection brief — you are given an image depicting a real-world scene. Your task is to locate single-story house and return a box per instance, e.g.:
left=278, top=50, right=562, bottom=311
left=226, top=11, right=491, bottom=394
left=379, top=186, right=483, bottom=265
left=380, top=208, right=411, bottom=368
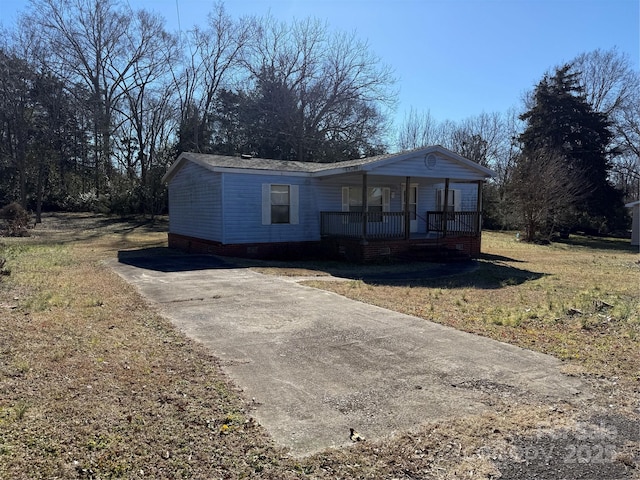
left=625, top=200, right=640, bottom=246
left=162, top=145, right=495, bottom=262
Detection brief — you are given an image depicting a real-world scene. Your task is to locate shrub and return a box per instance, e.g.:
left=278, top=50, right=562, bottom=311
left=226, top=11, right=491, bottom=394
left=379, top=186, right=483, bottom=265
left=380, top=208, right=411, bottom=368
left=63, top=192, right=98, bottom=212
left=0, top=202, right=31, bottom=237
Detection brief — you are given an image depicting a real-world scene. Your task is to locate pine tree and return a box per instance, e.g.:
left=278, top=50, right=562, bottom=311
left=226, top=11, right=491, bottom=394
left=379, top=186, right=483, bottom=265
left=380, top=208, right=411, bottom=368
left=517, top=64, right=626, bottom=235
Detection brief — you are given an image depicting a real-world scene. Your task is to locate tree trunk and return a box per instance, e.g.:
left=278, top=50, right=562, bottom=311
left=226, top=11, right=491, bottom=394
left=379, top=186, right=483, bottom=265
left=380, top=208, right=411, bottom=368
left=35, top=162, right=45, bottom=224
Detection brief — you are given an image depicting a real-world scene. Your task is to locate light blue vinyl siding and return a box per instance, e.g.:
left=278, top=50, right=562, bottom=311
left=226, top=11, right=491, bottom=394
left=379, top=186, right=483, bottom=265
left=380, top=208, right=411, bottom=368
left=168, top=162, right=222, bottom=241
left=167, top=159, right=482, bottom=245
left=371, top=154, right=485, bottom=181
left=221, top=173, right=320, bottom=243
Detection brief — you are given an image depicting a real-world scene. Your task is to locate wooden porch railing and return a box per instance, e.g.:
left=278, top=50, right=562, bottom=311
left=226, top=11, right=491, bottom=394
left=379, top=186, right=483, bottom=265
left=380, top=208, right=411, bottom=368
left=321, top=211, right=481, bottom=239
left=320, top=211, right=406, bottom=239
left=426, top=211, right=480, bottom=236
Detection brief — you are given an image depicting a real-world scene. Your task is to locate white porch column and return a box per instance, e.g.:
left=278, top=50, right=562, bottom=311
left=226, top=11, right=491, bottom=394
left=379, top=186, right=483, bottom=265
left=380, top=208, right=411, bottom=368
left=476, top=180, right=483, bottom=235
left=404, top=176, right=411, bottom=240
left=361, top=173, right=368, bottom=242
left=442, top=178, right=450, bottom=237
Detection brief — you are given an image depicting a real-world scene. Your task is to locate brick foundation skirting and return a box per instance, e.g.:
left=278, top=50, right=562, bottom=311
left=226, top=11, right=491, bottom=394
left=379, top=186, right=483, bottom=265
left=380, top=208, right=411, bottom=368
left=321, top=235, right=481, bottom=263
left=438, top=236, right=482, bottom=257
left=168, top=233, right=481, bottom=263
left=321, top=237, right=408, bottom=263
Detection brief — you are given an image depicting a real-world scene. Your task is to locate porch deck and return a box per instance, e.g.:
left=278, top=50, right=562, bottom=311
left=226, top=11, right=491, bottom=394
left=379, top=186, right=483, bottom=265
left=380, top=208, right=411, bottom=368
left=320, top=211, right=482, bottom=262
left=320, top=211, right=481, bottom=239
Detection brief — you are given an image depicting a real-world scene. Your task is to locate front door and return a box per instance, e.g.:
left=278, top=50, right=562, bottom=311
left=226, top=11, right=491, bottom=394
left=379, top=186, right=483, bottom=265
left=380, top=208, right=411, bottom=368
left=402, top=184, right=418, bottom=233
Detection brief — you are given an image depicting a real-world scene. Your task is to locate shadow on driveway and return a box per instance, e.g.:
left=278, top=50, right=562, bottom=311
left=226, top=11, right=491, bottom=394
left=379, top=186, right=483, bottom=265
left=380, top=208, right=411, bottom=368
left=117, top=247, right=547, bottom=287
left=118, top=248, right=234, bottom=273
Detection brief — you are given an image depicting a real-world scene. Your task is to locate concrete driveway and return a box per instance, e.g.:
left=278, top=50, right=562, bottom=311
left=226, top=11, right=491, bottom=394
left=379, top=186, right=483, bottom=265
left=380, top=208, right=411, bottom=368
left=109, top=250, right=588, bottom=456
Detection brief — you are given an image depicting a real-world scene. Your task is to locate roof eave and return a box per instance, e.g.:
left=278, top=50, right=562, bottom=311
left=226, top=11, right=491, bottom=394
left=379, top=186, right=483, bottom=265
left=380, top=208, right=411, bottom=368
left=313, top=145, right=496, bottom=179
left=161, top=153, right=188, bottom=183
left=162, top=153, right=316, bottom=181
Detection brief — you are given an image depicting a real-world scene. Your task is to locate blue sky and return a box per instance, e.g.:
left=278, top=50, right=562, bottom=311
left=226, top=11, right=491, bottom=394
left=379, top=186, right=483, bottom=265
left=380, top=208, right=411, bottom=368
left=1, top=0, right=638, bottom=127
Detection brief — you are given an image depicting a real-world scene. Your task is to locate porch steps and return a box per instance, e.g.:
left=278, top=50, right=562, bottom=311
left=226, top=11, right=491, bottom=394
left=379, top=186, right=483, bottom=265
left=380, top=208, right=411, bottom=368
left=395, top=243, right=471, bottom=263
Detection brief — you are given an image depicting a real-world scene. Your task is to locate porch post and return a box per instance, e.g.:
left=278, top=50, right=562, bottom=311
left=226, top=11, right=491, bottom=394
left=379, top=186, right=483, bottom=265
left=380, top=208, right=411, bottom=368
left=442, top=178, right=450, bottom=238
left=404, top=176, right=411, bottom=240
left=476, top=180, right=483, bottom=235
left=361, top=173, right=368, bottom=242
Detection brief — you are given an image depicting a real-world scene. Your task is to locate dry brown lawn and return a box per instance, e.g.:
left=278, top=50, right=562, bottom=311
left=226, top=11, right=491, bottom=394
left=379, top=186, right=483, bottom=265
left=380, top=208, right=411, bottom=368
left=304, top=232, right=640, bottom=385
left=0, top=213, right=638, bottom=479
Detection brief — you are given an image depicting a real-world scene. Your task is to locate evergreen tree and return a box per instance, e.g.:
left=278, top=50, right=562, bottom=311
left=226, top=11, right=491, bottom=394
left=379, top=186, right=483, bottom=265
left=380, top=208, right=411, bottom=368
left=517, top=64, right=626, bottom=236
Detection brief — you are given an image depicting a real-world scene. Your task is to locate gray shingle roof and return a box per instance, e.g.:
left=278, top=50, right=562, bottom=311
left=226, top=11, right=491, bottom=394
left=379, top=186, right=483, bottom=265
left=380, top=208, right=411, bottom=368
left=179, top=152, right=397, bottom=173
left=163, top=146, right=496, bottom=183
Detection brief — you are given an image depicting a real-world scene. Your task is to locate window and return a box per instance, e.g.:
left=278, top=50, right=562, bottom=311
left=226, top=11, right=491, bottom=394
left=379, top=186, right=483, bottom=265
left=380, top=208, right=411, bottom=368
left=436, top=189, right=461, bottom=211
left=262, top=184, right=299, bottom=225
left=342, top=186, right=389, bottom=222
left=270, top=184, right=290, bottom=224
left=436, top=188, right=461, bottom=219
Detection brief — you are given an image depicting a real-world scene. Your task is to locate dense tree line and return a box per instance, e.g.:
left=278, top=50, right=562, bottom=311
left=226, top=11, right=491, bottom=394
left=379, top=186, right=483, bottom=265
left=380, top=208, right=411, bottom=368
left=0, top=0, right=395, bottom=217
left=0, top=0, right=638, bottom=240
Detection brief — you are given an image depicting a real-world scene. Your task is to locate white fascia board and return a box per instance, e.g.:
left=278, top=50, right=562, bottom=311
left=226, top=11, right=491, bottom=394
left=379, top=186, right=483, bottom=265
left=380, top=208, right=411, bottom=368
left=162, top=153, right=221, bottom=183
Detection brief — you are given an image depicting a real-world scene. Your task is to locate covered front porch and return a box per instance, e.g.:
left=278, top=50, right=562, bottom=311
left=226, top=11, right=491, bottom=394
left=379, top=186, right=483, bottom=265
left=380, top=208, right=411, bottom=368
left=320, top=210, right=482, bottom=240
left=318, top=170, right=485, bottom=262
left=320, top=212, right=482, bottom=263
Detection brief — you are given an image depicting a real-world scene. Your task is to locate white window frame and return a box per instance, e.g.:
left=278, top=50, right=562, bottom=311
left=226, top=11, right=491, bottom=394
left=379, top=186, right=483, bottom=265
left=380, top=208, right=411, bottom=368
left=436, top=188, right=461, bottom=212
left=341, top=186, right=390, bottom=222
left=262, top=184, right=299, bottom=225
left=437, top=188, right=461, bottom=221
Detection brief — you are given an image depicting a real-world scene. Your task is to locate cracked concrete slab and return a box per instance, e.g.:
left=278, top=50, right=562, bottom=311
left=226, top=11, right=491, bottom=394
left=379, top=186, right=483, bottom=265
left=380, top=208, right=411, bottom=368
left=109, top=251, right=589, bottom=456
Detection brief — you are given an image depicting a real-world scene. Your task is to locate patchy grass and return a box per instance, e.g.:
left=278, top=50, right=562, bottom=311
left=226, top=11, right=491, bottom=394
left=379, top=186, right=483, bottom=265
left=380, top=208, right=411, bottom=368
left=0, top=216, right=638, bottom=479
left=304, top=232, right=640, bottom=386
left=0, top=214, right=287, bottom=479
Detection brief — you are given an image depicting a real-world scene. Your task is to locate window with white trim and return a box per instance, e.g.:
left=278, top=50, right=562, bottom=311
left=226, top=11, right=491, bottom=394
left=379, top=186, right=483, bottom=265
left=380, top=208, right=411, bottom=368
left=341, top=186, right=390, bottom=222
left=436, top=189, right=461, bottom=211
left=436, top=188, right=461, bottom=219
left=271, top=184, right=290, bottom=224
left=262, top=184, right=299, bottom=225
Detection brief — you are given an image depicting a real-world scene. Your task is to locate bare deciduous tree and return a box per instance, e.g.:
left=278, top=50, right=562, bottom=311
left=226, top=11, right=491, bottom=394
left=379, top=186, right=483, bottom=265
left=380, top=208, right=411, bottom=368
left=29, top=0, right=170, bottom=194
left=510, top=150, right=586, bottom=241
left=574, top=47, right=637, bottom=116
left=572, top=48, right=640, bottom=202
left=113, top=9, right=180, bottom=211
left=396, top=108, right=440, bottom=151
left=31, top=0, right=123, bottom=192
left=449, top=112, right=505, bottom=167
left=396, top=109, right=516, bottom=170
left=242, top=15, right=397, bottom=161
left=174, top=3, right=253, bottom=153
